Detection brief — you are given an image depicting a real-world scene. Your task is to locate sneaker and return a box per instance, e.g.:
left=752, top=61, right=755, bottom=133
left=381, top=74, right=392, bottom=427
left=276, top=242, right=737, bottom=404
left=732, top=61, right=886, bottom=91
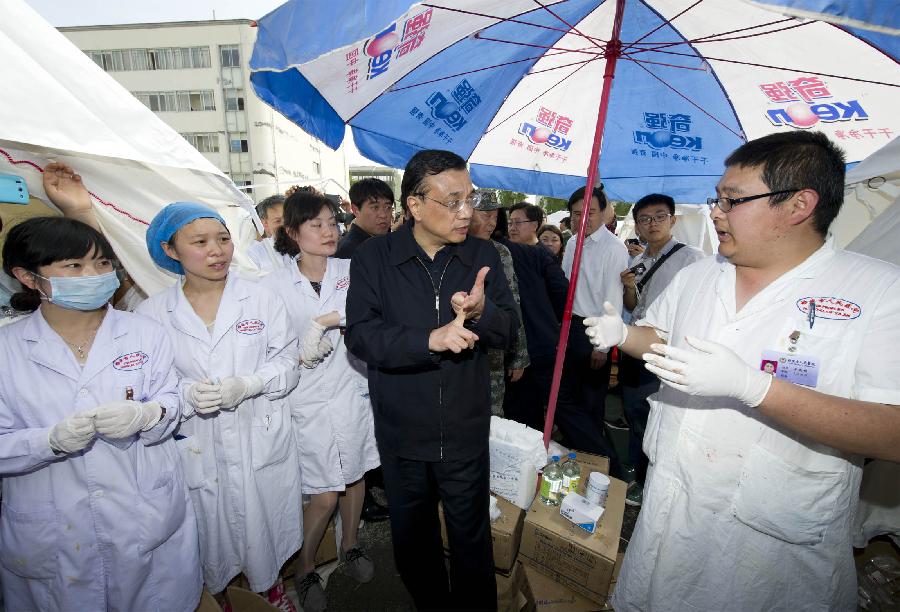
left=341, top=546, right=375, bottom=584
left=267, top=582, right=297, bottom=612
left=605, top=415, right=630, bottom=430
left=625, top=481, right=643, bottom=507
left=621, top=465, right=637, bottom=484
left=361, top=493, right=389, bottom=522
left=294, top=571, right=327, bottom=612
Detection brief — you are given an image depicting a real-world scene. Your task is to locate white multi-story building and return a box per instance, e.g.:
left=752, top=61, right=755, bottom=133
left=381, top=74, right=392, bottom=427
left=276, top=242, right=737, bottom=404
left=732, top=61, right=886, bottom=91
left=60, top=19, right=350, bottom=203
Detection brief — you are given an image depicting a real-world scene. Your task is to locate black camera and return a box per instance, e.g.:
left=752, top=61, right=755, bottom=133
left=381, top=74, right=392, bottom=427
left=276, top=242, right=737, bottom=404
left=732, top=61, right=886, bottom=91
left=629, top=262, right=647, bottom=275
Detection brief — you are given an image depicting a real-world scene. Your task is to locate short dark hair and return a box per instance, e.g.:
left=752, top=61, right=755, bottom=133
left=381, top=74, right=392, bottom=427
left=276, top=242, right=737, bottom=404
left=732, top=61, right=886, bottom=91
left=491, top=208, right=509, bottom=240
left=724, top=131, right=845, bottom=235
left=567, top=186, right=607, bottom=213
left=400, top=150, right=467, bottom=214
left=559, top=216, right=570, bottom=229
left=2, top=216, right=118, bottom=312
left=633, top=193, right=675, bottom=220
left=256, top=194, right=285, bottom=220
left=508, top=202, right=543, bottom=223
left=274, top=191, right=335, bottom=258
left=349, top=178, right=394, bottom=209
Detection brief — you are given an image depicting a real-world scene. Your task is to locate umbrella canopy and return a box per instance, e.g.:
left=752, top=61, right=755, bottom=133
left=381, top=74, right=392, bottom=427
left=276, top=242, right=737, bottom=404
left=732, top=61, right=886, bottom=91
left=250, top=0, right=899, bottom=203
left=0, top=0, right=260, bottom=296
left=741, top=0, right=900, bottom=35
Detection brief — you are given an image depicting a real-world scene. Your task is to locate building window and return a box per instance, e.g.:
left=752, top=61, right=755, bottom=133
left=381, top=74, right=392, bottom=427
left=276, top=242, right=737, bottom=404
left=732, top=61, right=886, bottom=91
left=181, top=132, right=220, bottom=153
left=220, top=45, right=241, bottom=68
left=224, top=88, right=245, bottom=111
left=312, top=161, right=321, bottom=176
left=229, top=133, right=249, bottom=153
left=231, top=173, right=252, bottom=188
left=85, top=46, right=210, bottom=72
left=134, top=90, right=215, bottom=112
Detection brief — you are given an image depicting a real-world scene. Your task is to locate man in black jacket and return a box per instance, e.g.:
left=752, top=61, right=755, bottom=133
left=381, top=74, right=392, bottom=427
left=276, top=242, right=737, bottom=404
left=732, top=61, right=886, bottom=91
left=346, top=150, right=518, bottom=611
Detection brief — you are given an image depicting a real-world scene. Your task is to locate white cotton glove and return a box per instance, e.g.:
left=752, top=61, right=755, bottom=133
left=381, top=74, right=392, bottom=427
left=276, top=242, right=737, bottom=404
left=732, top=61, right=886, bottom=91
left=583, top=301, right=628, bottom=350
left=219, top=375, right=264, bottom=409
left=93, top=400, right=163, bottom=438
left=187, top=379, right=224, bottom=414
left=642, top=336, right=773, bottom=407
left=49, top=411, right=97, bottom=454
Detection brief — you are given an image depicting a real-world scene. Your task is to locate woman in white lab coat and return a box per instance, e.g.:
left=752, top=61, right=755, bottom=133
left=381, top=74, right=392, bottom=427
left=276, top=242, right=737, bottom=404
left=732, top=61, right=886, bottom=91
left=260, top=191, right=380, bottom=612
left=136, top=202, right=302, bottom=611
left=0, top=217, right=201, bottom=611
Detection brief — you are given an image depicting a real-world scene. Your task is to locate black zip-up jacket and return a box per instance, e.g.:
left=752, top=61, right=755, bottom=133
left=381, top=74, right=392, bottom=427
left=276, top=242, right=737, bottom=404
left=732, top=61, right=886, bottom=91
left=345, top=224, right=518, bottom=461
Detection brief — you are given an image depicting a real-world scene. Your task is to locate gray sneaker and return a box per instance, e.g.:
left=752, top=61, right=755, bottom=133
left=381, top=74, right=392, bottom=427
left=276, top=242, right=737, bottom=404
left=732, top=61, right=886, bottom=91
left=341, top=547, right=375, bottom=584
left=294, top=571, right=327, bottom=612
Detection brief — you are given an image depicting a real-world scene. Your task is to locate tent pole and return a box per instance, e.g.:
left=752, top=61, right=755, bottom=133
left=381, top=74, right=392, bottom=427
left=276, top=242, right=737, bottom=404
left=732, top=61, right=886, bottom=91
left=543, top=0, right=627, bottom=449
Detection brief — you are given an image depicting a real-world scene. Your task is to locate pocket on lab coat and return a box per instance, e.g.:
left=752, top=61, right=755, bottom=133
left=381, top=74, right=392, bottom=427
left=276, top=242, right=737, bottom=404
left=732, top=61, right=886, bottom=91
left=251, top=402, right=291, bottom=470
left=137, top=471, right=187, bottom=553
left=175, top=436, right=208, bottom=490
left=642, top=397, right=662, bottom=465
left=115, top=370, right=147, bottom=402
left=732, top=444, right=843, bottom=545
left=0, top=502, right=59, bottom=579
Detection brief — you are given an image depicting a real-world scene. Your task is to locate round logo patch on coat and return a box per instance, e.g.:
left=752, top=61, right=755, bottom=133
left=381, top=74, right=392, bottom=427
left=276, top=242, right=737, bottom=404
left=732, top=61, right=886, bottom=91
left=335, top=276, right=350, bottom=291
left=796, top=297, right=861, bottom=320
left=113, top=351, right=149, bottom=371
left=235, top=319, right=265, bottom=334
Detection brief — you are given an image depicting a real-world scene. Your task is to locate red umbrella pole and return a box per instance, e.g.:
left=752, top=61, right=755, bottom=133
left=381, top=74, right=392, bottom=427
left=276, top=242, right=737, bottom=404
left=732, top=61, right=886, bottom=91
left=543, top=0, right=627, bottom=448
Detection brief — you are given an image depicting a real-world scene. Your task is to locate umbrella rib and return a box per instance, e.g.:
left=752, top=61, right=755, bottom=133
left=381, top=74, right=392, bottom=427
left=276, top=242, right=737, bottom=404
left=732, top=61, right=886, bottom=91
left=483, top=60, right=596, bottom=135
left=387, top=49, right=593, bottom=92
left=620, top=0, right=704, bottom=53
left=474, top=33, right=605, bottom=56
left=421, top=3, right=598, bottom=40
left=622, top=20, right=810, bottom=55
left=626, top=57, right=708, bottom=71
left=628, top=59, right=745, bottom=139
left=631, top=49, right=900, bottom=88
left=530, top=0, right=606, bottom=50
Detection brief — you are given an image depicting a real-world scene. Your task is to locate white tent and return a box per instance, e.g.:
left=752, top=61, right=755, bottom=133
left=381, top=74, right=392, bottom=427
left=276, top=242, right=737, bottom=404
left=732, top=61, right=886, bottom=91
left=617, top=205, right=719, bottom=255
left=832, top=136, right=900, bottom=265
left=0, top=0, right=260, bottom=296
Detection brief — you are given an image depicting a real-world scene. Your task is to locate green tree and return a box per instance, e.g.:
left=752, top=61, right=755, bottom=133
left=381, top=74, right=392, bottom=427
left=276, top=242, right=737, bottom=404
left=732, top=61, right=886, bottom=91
left=496, top=189, right=528, bottom=207
left=537, top=196, right=568, bottom=214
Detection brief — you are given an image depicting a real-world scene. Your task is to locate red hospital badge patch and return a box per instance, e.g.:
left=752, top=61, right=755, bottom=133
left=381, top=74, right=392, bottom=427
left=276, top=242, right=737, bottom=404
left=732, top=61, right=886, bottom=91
left=335, top=276, right=350, bottom=291
left=796, top=297, right=861, bottom=320
left=113, top=351, right=149, bottom=371
left=235, top=319, right=265, bottom=334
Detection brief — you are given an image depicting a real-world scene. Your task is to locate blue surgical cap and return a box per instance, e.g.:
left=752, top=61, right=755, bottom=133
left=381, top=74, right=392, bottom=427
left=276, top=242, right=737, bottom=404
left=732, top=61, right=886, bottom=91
left=146, top=202, right=227, bottom=274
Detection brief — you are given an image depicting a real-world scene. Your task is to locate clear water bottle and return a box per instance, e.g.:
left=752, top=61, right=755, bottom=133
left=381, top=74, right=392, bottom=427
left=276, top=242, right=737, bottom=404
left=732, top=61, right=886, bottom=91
left=540, top=455, right=563, bottom=506
left=561, top=452, right=581, bottom=497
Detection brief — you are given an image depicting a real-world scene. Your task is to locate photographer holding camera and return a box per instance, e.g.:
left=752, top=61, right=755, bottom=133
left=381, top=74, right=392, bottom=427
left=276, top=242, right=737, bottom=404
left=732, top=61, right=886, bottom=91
left=618, top=194, right=705, bottom=506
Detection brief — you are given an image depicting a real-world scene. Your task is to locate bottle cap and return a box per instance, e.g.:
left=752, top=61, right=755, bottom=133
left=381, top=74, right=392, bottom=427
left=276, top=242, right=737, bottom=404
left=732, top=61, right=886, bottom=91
left=568, top=452, right=576, bottom=459
left=551, top=455, right=560, bottom=461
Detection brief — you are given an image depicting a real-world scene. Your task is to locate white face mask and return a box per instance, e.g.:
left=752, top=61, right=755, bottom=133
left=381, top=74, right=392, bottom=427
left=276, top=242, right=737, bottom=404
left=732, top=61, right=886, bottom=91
left=32, top=271, right=120, bottom=311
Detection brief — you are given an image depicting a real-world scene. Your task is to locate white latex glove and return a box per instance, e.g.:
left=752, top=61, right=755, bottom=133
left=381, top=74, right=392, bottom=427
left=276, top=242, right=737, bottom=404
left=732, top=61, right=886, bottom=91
left=219, top=376, right=264, bottom=409
left=643, top=336, right=773, bottom=407
left=49, top=411, right=97, bottom=454
left=300, top=320, right=328, bottom=364
left=583, top=301, right=628, bottom=350
left=93, top=400, right=163, bottom=438
left=187, top=379, right=223, bottom=414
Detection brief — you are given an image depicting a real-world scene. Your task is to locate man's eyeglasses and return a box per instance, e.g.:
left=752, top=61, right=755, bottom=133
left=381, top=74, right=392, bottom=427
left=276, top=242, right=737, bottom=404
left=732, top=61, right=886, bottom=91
left=636, top=213, right=673, bottom=225
left=509, top=219, right=539, bottom=227
left=416, top=192, right=483, bottom=214
left=707, top=189, right=799, bottom=213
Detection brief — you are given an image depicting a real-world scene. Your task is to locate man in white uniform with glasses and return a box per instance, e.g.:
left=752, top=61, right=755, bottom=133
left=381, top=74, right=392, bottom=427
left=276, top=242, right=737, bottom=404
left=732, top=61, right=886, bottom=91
left=584, top=131, right=900, bottom=611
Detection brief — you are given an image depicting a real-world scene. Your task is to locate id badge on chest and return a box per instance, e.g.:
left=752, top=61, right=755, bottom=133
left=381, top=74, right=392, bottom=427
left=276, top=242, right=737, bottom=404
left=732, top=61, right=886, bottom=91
left=760, top=347, right=820, bottom=388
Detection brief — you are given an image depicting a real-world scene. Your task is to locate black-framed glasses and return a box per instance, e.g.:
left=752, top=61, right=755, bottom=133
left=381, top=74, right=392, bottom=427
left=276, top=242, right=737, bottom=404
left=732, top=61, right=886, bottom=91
left=636, top=213, right=673, bottom=225
left=416, top=192, right=483, bottom=214
left=707, top=189, right=799, bottom=213
left=509, top=219, right=539, bottom=227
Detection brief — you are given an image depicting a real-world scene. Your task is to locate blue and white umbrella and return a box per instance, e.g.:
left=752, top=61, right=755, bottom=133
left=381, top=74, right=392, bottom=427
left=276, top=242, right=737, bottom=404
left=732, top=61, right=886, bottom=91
left=742, top=0, right=900, bottom=36
left=250, top=0, right=899, bottom=203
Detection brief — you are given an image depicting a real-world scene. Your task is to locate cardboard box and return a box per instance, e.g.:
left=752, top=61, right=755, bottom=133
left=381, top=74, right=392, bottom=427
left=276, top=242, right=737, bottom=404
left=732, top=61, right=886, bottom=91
left=497, top=560, right=534, bottom=612
left=572, top=452, right=610, bottom=496
left=439, top=495, right=526, bottom=574
left=280, top=518, right=338, bottom=579
left=195, top=589, right=223, bottom=612
left=519, top=475, right=625, bottom=606
left=225, top=586, right=280, bottom=612
left=522, top=563, right=602, bottom=611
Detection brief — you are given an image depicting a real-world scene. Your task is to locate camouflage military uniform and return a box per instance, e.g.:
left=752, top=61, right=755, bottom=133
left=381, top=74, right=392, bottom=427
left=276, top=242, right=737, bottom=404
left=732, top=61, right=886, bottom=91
left=490, top=240, right=529, bottom=416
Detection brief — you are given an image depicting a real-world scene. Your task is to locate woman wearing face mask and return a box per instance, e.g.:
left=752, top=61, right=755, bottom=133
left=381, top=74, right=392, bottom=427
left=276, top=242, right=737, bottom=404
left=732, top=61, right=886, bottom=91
left=136, top=203, right=302, bottom=612
left=0, top=216, right=201, bottom=611
left=260, top=191, right=380, bottom=612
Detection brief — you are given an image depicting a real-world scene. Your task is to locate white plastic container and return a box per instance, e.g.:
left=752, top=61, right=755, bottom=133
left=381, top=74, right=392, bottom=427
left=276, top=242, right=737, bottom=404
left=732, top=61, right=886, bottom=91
left=585, top=472, right=610, bottom=507
left=560, top=492, right=605, bottom=533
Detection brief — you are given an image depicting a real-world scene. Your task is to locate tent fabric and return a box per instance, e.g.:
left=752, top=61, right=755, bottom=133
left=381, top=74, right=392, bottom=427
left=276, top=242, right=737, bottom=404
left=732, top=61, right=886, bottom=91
left=0, top=0, right=260, bottom=297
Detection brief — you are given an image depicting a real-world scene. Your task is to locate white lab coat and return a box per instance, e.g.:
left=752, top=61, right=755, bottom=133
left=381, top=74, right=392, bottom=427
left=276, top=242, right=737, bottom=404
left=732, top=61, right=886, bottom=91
left=247, top=237, right=294, bottom=272
left=0, top=307, right=201, bottom=612
left=613, top=240, right=900, bottom=611
left=136, top=274, right=302, bottom=593
left=261, top=258, right=379, bottom=494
